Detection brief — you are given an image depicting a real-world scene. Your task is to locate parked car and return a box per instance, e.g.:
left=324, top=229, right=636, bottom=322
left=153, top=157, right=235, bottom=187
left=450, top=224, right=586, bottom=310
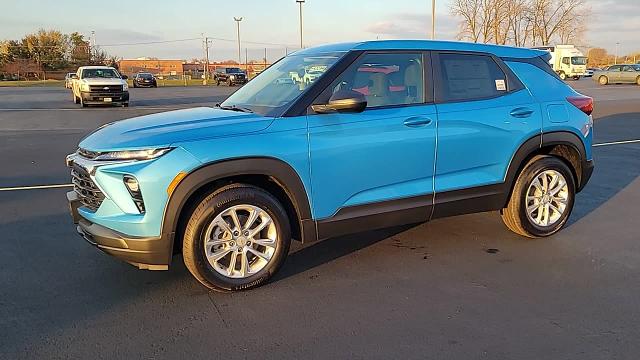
left=593, top=64, right=640, bottom=85
left=213, top=67, right=248, bottom=86
left=66, top=40, right=594, bottom=291
left=71, top=66, right=129, bottom=107
left=64, top=72, right=76, bottom=88
left=584, top=68, right=595, bottom=77
left=133, top=72, right=158, bottom=88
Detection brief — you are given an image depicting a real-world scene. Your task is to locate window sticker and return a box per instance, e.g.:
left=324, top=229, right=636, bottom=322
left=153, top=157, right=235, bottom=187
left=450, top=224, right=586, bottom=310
left=495, top=79, right=506, bottom=91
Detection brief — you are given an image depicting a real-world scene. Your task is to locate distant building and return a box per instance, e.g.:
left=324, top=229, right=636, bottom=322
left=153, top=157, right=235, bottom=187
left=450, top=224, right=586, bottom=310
left=118, top=58, right=184, bottom=76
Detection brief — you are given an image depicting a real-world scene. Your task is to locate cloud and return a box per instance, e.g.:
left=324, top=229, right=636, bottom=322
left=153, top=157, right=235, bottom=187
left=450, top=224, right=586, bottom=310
left=365, top=12, right=459, bottom=40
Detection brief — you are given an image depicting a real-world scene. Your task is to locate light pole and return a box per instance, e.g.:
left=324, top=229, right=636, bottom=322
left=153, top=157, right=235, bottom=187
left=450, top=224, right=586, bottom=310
left=431, top=0, right=436, bottom=39
left=234, top=17, right=243, bottom=66
left=296, top=0, right=305, bottom=48
left=90, top=30, right=96, bottom=60
left=615, top=42, right=620, bottom=65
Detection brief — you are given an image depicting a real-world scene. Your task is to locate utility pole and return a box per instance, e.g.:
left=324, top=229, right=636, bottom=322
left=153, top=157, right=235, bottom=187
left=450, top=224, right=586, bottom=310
left=431, top=0, right=435, bottom=39
left=202, top=34, right=211, bottom=85
left=234, top=17, right=243, bottom=66
left=245, top=48, right=248, bottom=74
left=91, top=30, right=96, bottom=61
left=296, top=0, right=305, bottom=48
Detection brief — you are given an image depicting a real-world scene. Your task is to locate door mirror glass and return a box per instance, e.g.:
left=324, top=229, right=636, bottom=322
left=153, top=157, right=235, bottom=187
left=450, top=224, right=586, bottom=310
left=311, top=90, right=367, bottom=113
left=71, top=74, right=78, bottom=79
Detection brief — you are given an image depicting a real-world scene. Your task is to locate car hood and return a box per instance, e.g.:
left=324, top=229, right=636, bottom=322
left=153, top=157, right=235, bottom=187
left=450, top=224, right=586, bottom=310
left=81, top=78, right=126, bottom=85
left=79, top=107, right=274, bottom=151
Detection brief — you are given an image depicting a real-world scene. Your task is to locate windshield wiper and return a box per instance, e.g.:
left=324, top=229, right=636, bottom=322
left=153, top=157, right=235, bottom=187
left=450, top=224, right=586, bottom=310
left=218, top=104, right=253, bottom=113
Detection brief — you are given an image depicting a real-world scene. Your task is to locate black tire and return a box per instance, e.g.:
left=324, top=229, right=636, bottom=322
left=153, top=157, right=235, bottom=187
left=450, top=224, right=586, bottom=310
left=558, top=71, right=566, bottom=80
left=227, top=78, right=232, bottom=86
left=133, top=83, right=137, bottom=88
left=122, top=102, right=129, bottom=107
left=501, top=155, right=576, bottom=238
left=636, top=76, right=640, bottom=86
left=183, top=184, right=292, bottom=291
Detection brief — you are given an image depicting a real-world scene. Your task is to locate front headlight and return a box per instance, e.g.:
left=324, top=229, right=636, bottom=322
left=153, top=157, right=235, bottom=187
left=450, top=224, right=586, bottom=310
left=80, top=82, right=90, bottom=92
left=93, top=147, right=173, bottom=161
left=122, top=83, right=129, bottom=90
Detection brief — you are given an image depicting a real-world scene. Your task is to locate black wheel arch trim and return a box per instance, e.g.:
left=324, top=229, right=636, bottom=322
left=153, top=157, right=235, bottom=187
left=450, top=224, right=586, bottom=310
left=160, top=157, right=314, bottom=261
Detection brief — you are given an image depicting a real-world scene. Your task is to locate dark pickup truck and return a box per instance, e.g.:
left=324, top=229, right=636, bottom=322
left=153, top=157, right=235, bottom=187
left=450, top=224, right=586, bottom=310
left=213, top=67, right=248, bottom=86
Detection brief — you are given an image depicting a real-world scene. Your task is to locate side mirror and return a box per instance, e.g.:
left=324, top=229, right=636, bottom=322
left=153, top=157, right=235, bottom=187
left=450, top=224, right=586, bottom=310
left=121, top=75, right=128, bottom=80
left=311, top=90, right=367, bottom=114
left=71, top=74, right=78, bottom=79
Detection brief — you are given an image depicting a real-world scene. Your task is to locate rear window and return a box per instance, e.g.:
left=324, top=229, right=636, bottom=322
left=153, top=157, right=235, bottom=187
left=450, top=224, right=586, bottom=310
left=437, top=53, right=507, bottom=102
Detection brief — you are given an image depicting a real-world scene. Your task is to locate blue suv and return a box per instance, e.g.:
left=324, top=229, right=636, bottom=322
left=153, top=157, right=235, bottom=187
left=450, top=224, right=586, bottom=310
left=66, top=40, right=594, bottom=291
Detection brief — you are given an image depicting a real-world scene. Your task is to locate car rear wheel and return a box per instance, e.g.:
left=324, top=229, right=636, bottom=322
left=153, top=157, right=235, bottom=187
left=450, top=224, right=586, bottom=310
left=598, top=76, right=608, bottom=85
left=182, top=184, right=292, bottom=291
left=636, top=76, right=640, bottom=86
left=501, top=155, right=575, bottom=238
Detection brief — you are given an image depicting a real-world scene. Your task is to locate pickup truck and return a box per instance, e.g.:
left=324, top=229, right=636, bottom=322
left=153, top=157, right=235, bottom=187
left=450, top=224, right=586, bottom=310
left=213, top=67, right=248, bottom=86
left=71, top=66, right=129, bottom=107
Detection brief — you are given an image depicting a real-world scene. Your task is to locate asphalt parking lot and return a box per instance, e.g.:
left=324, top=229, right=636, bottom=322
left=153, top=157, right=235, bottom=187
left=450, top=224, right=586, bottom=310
left=1, top=80, right=639, bottom=359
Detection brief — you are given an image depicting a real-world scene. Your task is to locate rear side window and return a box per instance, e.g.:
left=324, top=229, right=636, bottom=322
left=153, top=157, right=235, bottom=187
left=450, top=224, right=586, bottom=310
left=437, top=53, right=508, bottom=102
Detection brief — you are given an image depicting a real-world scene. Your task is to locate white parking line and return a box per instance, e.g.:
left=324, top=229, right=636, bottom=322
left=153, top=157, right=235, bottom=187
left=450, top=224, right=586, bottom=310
left=0, top=106, right=191, bottom=111
left=593, top=139, right=640, bottom=147
left=0, top=184, right=73, bottom=191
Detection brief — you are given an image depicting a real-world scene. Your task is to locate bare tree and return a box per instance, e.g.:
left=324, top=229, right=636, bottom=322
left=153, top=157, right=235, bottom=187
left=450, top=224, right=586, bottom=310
left=450, top=0, right=590, bottom=47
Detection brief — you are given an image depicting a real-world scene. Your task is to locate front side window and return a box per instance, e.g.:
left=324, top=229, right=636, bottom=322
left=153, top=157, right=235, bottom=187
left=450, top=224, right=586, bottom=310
left=609, top=66, right=621, bottom=72
left=437, top=53, right=508, bottom=102
left=317, top=52, right=424, bottom=108
left=562, top=57, right=570, bottom=65
left=221, top=52, right=344, bottom=116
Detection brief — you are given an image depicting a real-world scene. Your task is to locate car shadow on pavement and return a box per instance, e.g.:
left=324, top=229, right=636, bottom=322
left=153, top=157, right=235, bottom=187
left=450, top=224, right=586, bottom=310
left=568, top=113, right=640, bottom=225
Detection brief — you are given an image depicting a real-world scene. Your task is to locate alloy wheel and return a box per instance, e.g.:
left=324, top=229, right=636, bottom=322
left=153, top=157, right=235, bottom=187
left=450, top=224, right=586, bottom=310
left=525, top=170, right=569, bottom=227
left=203, top=204, right=277, bottom=279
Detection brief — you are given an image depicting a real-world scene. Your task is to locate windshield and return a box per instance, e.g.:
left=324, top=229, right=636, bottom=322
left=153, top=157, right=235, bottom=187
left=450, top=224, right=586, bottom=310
left=220, top=52, right=344, bottom=116
left=571, top=57, right=587, bottom=65
left=226, top=68, right=243, bottom=73
left=138, top=73, right=153, bottom=79
left=82, top=69, right=120, bottom=79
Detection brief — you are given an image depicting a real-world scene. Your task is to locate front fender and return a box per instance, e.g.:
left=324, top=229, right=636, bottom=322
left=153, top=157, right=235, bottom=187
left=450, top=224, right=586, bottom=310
left=161, top=157, right=314, bottom=253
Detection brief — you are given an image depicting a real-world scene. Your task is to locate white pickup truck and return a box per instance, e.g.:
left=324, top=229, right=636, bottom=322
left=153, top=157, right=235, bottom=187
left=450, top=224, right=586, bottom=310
left=71, top=66, right=129, bottom=107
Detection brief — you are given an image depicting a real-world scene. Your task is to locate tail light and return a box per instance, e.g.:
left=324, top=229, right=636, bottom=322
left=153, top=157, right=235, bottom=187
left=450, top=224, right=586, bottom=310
left=567, top=96, right=593, bottom=115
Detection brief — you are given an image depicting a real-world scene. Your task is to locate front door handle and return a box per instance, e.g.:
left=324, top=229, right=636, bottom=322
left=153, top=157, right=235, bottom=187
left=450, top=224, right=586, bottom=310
left=404, top=117, right=433, bottom=127
left=510, top=107, right=534, bottom=118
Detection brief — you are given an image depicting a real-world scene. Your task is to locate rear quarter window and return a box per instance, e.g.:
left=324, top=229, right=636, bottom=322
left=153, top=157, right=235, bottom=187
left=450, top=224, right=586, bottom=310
left=436, top=53, right=509, bottom=102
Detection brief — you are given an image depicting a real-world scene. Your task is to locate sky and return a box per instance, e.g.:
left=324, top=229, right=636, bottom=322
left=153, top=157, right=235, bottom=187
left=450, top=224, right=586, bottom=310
left=1, top=0, right=638, bottom=61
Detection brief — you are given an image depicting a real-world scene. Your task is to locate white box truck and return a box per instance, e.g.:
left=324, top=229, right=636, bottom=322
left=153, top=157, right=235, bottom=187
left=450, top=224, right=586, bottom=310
left=532, top=45, right=588, bottom=80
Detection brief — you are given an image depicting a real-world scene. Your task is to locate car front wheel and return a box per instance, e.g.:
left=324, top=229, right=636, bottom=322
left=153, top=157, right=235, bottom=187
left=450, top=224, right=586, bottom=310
left=182, top=184, right=292, bottom=291
left=599, top=76, right=608, bottom=85
left=501, top=155, right=576, bottom=238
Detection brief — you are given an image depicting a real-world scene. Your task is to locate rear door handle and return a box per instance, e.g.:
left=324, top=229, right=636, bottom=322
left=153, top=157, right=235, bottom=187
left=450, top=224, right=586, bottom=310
left=403, top=117, right=433, bottom=127
left=510, top=107, right=534, bottom=118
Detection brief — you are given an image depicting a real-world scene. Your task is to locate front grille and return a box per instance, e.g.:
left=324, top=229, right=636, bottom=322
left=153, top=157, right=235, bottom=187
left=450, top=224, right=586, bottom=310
left=89, top=85, right=122, bottom=92
left=71, top=166, right=105, bottom=211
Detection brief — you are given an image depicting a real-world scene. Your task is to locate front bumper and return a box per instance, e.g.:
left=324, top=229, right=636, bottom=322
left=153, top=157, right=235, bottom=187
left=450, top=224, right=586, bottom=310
left=81, top=91, right=129, bottom=104
left=67, top=190, right=171, bottom=270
